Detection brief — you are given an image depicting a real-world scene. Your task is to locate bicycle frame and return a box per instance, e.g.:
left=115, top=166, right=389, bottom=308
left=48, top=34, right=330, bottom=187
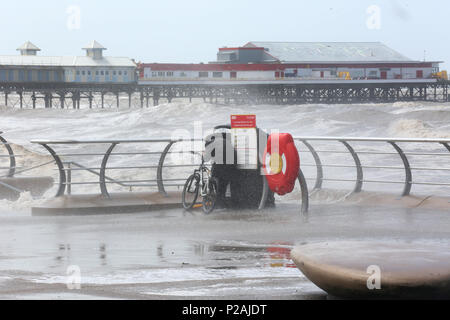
left=192, top=154, right=213, bottom=197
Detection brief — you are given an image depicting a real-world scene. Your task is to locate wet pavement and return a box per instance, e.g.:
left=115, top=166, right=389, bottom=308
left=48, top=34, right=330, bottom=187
left=0, top=202, right=449, bottom=300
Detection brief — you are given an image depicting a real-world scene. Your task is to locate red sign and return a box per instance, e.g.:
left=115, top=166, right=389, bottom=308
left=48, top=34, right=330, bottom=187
left=231, top=115, right=256, bottom=128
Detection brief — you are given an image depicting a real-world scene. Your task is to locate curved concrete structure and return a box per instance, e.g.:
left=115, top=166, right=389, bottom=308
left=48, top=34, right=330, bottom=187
left=291, top=241, right=450, bottom=299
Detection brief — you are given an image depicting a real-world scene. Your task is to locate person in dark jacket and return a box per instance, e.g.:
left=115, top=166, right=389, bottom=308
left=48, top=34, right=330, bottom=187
left=204, top=131, right=237, bottom=208
left=204, top=127, right=275, bottom=209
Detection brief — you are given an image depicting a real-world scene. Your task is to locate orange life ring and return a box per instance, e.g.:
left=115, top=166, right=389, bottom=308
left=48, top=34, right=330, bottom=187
left=263, top=133, right=300, bottom=196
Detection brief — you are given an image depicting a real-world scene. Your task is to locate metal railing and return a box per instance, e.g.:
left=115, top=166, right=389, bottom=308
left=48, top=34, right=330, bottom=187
left=0, top=131, right=27, bottom=194
left=293, top=137, right=450, bottom=198
left=31, top=138, right=206, bottom=199
left=0, top=131, right=57, bottom=195
left=0, top=131, right=17, bottom=178
left=30, top=136, right=450, bottom=214
left=31, top=138, right=310, bottom=213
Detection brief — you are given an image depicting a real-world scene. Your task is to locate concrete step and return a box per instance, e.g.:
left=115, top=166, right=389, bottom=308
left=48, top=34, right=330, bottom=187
left=32, top=191, right=183, bottom=216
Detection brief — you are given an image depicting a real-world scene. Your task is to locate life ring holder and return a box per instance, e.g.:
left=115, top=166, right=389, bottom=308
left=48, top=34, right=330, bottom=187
left=259, top=134, right=309, bottom=214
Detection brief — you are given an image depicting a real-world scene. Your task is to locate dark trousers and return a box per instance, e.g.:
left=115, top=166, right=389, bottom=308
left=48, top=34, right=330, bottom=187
left=212, top=164, right=275, bottom=209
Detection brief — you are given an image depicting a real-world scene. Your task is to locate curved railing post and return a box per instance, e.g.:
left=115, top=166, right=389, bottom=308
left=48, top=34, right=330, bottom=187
left=388, top=141, right=412, bottom=197
left=41, top=144, right=66, bottom=197
left=298, top=169, right=309, bottom=215
left=340, top=140, right=363, bottom=194
left=100, top=143, right=118, bottom=198
left=258, top=169, right=309, bottom=214
left=258, top=175, right=269, bottom=210
left=442, top=142, right=450, bottom=152
left=0, top=134, right=16, bottom=178
left=157, top=141, right=176, bottom=196
left=301, top=140, right=323, bottom=190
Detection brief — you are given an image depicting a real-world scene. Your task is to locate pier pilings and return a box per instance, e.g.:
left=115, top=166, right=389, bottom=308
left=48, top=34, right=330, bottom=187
left=0, top=81, right=448, bottom=109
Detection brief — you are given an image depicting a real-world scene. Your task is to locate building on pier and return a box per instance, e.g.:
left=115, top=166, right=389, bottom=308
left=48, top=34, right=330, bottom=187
left=141, top=42, right=444, bottom=82
left=0, top=41, right=137, bottom=84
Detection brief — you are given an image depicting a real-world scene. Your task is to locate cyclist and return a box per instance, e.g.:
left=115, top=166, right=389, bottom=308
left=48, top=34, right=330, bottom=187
left=204, top=131, right=237, bottom=209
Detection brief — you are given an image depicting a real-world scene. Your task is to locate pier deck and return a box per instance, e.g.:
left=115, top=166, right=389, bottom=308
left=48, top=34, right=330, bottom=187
left=0, top=80, right=448, bottom=108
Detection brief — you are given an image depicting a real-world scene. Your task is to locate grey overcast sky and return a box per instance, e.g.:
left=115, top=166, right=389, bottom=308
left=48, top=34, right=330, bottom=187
left=1, top=0, right=449, bottom=68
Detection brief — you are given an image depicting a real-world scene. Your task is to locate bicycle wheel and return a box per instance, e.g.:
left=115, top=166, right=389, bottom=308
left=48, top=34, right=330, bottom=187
left=182, top=174, right=200, bottom=210
left=202, top=178, right=218, bottom=214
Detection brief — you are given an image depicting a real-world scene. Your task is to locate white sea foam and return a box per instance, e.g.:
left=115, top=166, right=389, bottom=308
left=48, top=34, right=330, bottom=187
left=0, top=192, right=46, bottom=212
left=2, top=101, right=450, bottom=144
left=389, top=119, right=450, bottom=138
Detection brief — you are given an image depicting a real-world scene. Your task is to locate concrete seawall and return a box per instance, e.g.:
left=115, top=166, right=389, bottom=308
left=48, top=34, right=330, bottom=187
left=31, top=189, right=450, bottom=216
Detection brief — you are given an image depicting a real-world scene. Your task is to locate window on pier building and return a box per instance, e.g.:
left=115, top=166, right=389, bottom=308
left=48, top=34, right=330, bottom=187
left=199, top=72, right=209, bottom=78
left=166, top=71, right=174, bottom=77
left=213, top=72, right=223, bottom=78
left=416, top=70, right=423, bottom=78
left=157, top=72, right=164, bottom=77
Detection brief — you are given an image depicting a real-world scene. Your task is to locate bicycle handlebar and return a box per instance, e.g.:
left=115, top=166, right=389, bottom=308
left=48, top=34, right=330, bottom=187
left=214, top=125, right=231, bottom=131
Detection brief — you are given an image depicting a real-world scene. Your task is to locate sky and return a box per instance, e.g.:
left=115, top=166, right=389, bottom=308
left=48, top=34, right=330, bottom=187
left=1, top=0, right=449, bottom=68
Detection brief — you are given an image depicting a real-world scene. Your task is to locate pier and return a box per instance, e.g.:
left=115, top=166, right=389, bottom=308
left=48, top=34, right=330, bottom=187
left=0, top=80, right=449, bottom=109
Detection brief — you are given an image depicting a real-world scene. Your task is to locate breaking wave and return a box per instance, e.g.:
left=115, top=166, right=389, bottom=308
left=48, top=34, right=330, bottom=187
left=0, top=192, right=46, bottom=212
left=389, top=119, right=450, bottom=138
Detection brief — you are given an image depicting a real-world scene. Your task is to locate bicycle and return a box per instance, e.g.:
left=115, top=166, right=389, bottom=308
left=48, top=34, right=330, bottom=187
left=182, top=152, right=218, bottom=214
